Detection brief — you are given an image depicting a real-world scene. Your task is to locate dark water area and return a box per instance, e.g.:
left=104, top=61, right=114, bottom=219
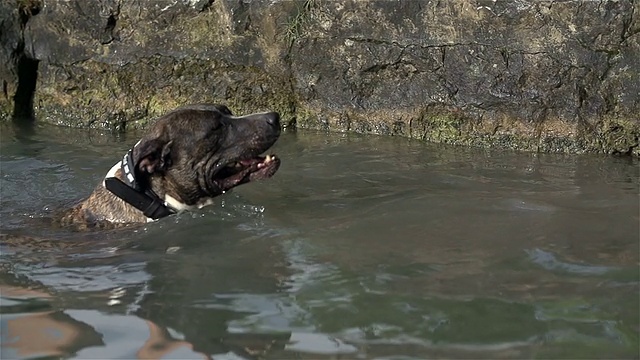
left=1, top=122, right=638, bottom=359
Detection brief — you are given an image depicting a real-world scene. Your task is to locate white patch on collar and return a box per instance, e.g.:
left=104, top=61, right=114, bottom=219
left=103, top=158, right=157, bottom=223
left=164, top=194, right=215, bottom=211
left=102, top=161, right=122, bottom=187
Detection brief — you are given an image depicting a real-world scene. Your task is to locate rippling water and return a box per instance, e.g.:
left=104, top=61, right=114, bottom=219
left=1, top=122, right=638, bottom=359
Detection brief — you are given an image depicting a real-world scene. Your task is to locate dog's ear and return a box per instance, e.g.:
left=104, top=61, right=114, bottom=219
left=133, top=138, right=173, bottom=175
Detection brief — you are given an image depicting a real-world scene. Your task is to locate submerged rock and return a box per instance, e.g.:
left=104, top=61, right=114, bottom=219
left=1, top=0, right=638, bottom=155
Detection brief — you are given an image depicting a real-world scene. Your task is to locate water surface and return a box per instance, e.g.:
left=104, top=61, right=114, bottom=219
left=1, top=123, right=638, bottom=359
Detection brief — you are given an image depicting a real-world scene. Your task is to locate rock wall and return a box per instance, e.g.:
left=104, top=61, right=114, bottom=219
left=1, top=0, right=638, bottom=155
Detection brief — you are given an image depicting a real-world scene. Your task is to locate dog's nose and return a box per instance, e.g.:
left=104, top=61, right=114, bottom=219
left=265, top=112, right=280, bottom=128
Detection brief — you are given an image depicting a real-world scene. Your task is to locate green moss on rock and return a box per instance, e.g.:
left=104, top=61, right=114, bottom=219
left=5, top=0, right=638, bottom=157
left=592, top=117, right=640, bottom=156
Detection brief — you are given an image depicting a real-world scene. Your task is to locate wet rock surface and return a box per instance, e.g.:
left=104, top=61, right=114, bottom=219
left=1, top=0, right=638, bottom=155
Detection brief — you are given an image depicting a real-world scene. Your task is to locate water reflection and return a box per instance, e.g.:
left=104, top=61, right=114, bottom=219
left=0, top=124, right=638, bottom=359
left=2, top=290, right=208, bottom=359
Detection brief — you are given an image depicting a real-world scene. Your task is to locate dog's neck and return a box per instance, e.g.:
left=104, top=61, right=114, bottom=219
left=103, top=149, right=175, bottom=221
left=58, top=149, right=178, bottom=229
left=59, top=168, right=153, bottom=229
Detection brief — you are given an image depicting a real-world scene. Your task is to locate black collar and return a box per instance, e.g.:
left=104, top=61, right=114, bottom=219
left=104, top=148, right=175, bottom=220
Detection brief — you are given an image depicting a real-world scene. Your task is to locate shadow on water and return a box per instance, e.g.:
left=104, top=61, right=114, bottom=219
left=0, top=124, right=638, bottom=359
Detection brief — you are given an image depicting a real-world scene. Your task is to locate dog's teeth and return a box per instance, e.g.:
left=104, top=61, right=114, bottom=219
left=265, top=155, right=272, bottom=163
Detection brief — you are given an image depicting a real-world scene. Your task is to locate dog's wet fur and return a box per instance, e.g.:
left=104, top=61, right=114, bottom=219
left=58, top=104, right=281, bottom=230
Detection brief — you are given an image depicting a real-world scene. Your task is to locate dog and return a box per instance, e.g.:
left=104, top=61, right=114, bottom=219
left=57, top=104, right=281, bottom=230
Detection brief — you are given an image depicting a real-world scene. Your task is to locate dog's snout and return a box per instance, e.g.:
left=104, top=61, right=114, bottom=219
left=265, top=112, right=280, bottom=128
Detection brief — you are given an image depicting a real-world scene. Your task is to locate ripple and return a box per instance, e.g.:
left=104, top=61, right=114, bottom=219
left=285, top=332, right=358, bottom=354
left=14, top=262, right=151, bottom=292
left=525, top=248, right=616, bottom=275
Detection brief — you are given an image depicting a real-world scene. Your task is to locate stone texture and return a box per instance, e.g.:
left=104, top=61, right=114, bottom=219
left=0, top=0, right=28, bottom=118
left=1, top=0, right=638, bottom=155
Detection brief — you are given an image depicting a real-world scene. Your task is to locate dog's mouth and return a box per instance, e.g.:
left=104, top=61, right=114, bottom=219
left=214, top=154, right=281, bottom=192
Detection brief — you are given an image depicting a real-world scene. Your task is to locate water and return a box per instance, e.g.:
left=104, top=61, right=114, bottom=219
left=1, top=122, right=638, bottom=359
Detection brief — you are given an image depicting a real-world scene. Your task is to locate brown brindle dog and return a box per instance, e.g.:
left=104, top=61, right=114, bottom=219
left=58, top=104, right=281, bottom=230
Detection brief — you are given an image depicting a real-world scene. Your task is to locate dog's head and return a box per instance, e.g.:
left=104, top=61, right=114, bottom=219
left=130, top=104, right=281, bottom=210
